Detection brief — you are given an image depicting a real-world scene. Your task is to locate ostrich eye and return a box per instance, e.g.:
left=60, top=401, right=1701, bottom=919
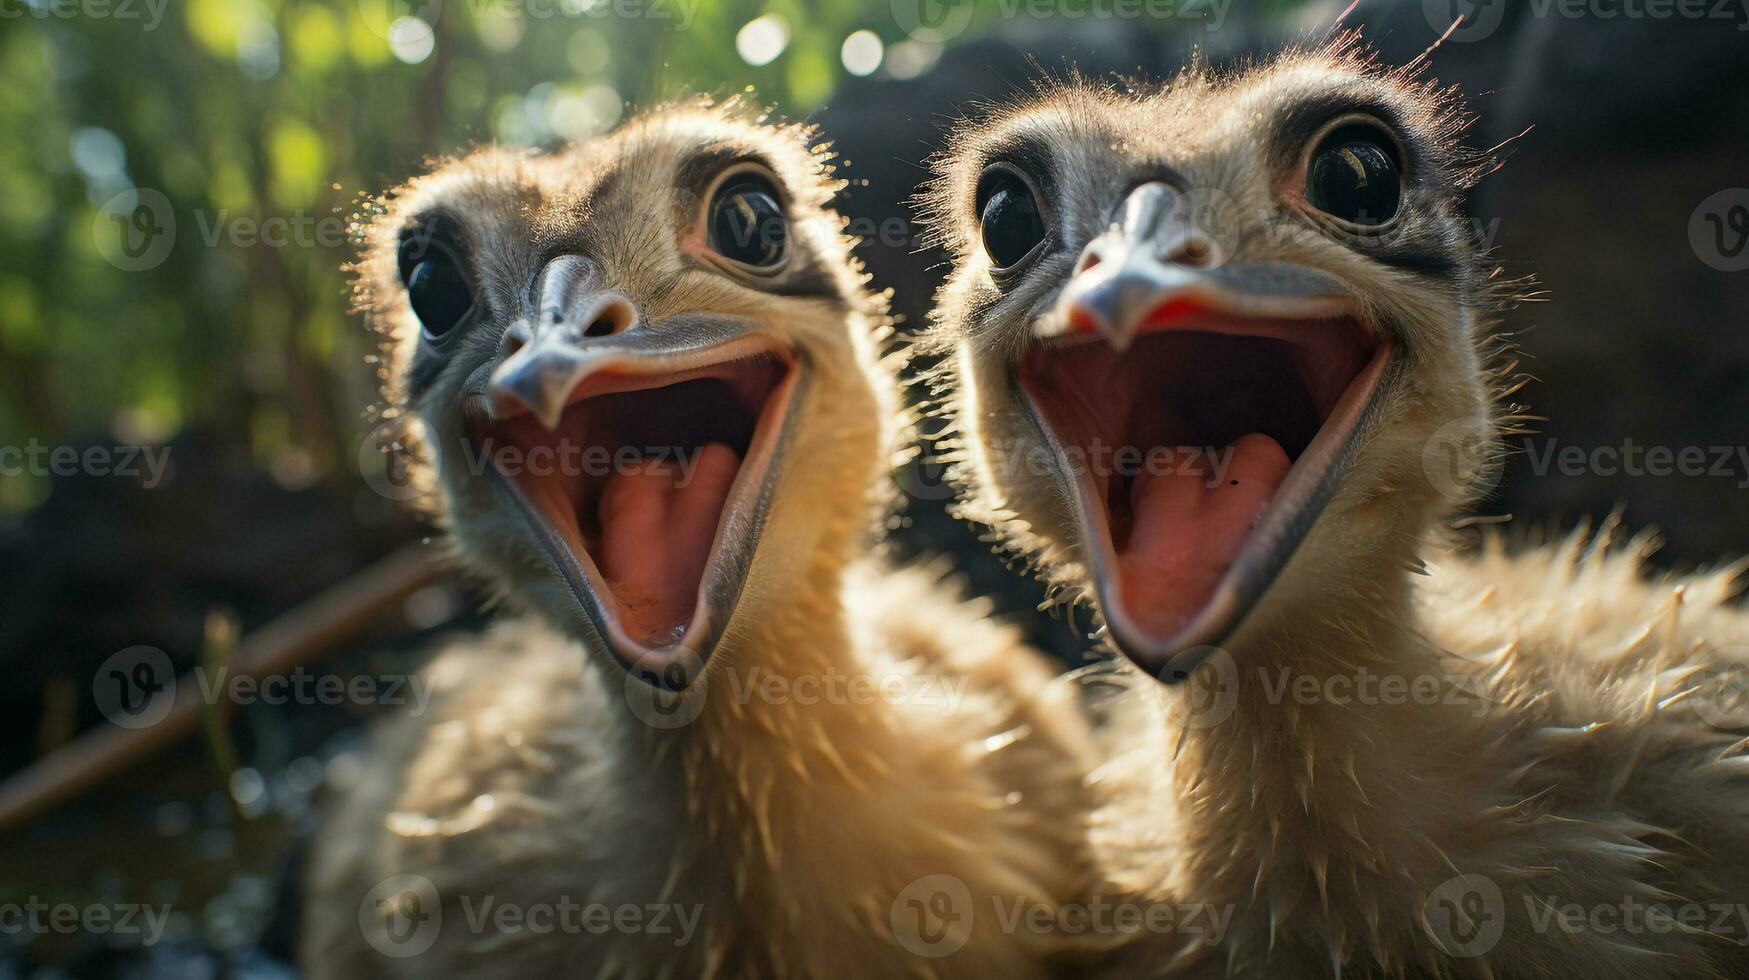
left=405, top=251, right=472, bottom=337
left=708, top=175, right=787, bottom=269
left=399, top=219, right=474, bottom=339
left=1306, top=125, right=1402, bottom=227
left=978, top=172, right=1045, bottom=270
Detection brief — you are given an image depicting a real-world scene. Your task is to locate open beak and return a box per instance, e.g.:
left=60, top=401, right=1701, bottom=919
left=1015, top=183, right=1397, bottom=677
left=471, top=255, right=803, bottom=689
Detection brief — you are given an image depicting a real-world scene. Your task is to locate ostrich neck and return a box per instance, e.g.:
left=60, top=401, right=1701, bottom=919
left=599, top=534, right=924, bottom=856
left=1161, top=557, right=1491, bottom=905
left=688, top=543, right=870, bottom=755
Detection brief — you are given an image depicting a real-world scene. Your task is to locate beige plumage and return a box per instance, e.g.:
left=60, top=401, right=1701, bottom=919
left=919, top=40, right=1749, bottom=978
left=301, top=103, right=1113, bottom=978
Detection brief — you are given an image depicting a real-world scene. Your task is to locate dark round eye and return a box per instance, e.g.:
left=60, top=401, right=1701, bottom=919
left=978, top=172, right=1046, bottom=269
left=1307, top=125, right=1402, bottom=227
left=398, top=218, right=474, bottom=340
left=708, top=175, right=787, bottom=269
left=400, top=243, right=472, bottom=336
left=402, top=246, right=473, bottom=338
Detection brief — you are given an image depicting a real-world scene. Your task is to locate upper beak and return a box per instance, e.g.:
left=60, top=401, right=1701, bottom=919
left=485, top=254, right=771, bottom=428
left=1058, top=182, right=1225, bottom=349
left=1052, top=182, right=1350, bottom=347
left=488, top=254, right=639, bottom=429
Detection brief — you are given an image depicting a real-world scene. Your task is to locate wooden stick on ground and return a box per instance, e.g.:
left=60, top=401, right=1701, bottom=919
left=0, top=545, right=447, bottom=836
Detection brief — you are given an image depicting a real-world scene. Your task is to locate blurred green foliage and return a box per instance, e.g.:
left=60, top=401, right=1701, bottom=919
left=0, top=0, right=1292, bottom=512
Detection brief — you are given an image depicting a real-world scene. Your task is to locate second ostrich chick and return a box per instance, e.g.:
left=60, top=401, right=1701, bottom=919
left=920, top=43, right=1749, bottom=979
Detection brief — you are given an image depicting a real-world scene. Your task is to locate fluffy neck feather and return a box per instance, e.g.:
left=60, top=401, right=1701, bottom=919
left=1129, top=525, right=1513, bottom=973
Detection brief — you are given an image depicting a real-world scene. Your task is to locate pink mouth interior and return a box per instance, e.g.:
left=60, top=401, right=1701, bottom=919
left=1019, top=315, right=1380, bottom=641
left=474, top=354, right=790, bottom=647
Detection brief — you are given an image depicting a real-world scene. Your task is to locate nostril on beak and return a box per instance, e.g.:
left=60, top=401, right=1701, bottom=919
left=499, top=321, right=531, bottom=358
left=1166, top=232, right=1222, bottom=270
left=580, top=295, right=636, bottom=339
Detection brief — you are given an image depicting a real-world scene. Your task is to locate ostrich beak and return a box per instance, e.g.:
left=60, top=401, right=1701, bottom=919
left=473, top=255, right=804, bottom=689
left=1016, top=183, right=1398, bottom=678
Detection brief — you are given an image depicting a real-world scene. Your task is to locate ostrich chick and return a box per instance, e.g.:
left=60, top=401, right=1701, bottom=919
left=302, top=104, right=1109, bottom=979
left=920, top=44, right=1749, bottom=979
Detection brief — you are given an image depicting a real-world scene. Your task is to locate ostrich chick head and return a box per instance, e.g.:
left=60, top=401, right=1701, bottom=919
left=923, top=46, right=1503, bottom=678
left=361, top=104, right=891, bottom=689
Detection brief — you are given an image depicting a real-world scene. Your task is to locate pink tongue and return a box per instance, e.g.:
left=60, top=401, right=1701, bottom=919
left=596, top=443, right=741, bottom=646
left=1118, top=433, right=1292, bottom=640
